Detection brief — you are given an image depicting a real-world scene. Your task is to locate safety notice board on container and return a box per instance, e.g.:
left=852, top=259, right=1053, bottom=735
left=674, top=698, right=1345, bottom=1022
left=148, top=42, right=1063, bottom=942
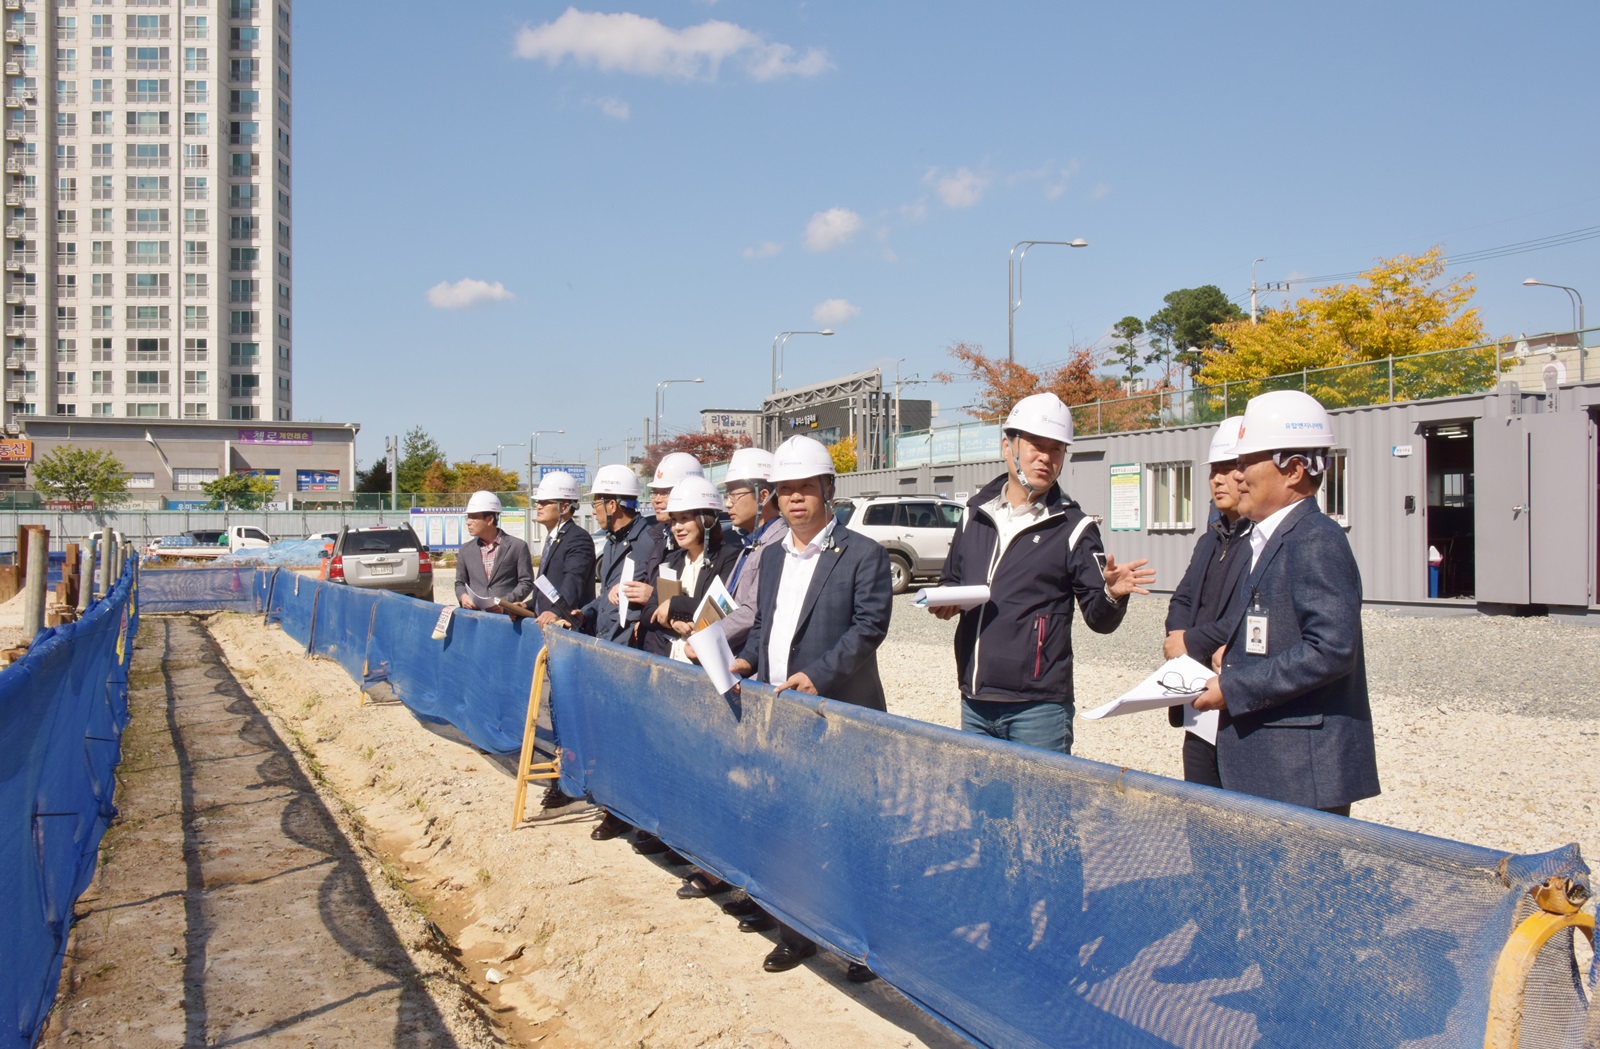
left=1109, top=463, right=1142, bottom=531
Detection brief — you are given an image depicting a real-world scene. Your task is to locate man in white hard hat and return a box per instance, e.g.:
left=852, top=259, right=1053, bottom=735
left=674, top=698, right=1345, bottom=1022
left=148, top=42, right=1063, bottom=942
left=455, top=490, right=534, bottom=612
left=933, top=392, right=1155, bottom=754
left=529, top=470, right=597, bottom=626
left=728, top=434, right=891, bottom=981
left=1160, top=416, right=1253, bottom=787
left=1191, top=390, right=1379, bottom=815
left=711, top=446, right=785, bottom=655
left=572, top=464, right=658, bottom=646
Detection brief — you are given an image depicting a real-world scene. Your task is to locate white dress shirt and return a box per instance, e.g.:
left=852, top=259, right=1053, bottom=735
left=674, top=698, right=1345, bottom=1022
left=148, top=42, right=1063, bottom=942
left=1249, top=497, right=1308, bottom=570
left=766, top=520, right=835, bottom=684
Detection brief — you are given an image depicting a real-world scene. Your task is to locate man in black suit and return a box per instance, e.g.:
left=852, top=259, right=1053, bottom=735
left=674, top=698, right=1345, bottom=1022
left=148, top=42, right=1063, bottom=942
left=1192, top=391, right=1380, bottom=815
left=1162, top=416, right=1252, bottom=787
left=529, top=470, right=596, bottom=625
left=729, top=434, right=891, bottom=979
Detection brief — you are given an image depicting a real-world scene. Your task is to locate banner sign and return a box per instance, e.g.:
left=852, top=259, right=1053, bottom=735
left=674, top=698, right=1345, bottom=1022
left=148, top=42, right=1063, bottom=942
left=236, top=429, right=312, bottom=445
left=295, top=469, right=338, bottom=492
left=0, top=439, right=32, bottom=461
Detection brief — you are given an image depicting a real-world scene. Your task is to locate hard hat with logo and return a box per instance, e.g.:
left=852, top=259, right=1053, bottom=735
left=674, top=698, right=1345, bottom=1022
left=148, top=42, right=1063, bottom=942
left=650, top=451, right=704, bottom=490
left=590, top=463, right=642, bottom=499
left=465, top=490, right=503, bottom=514
left=1003, top=392, right=1074, bottom=445
left=1206, top=416, right=1246, bottom=465
left=1234, top=390, right=1336, bottom=455
left=769, top=435, right=836, bottom=484
left=665, top=475, right=723, bottom=514
left=724, top=447, right=774, bottom=487
left=535, top=470, right=581, bottom=502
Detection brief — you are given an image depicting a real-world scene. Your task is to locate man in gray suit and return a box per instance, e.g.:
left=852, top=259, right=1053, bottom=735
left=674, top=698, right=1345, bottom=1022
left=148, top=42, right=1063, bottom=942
left=1192, top=391, right=1380, bottom=815
left=729, top=434, right=891, bottom=978
left=455, top=490, right=534, bottom=612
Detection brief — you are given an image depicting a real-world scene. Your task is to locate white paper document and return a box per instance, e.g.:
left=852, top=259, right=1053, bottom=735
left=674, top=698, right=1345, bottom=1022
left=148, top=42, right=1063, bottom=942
left=1182, top=705, right=1220, bottom=746
left=618, top=556, right=636, bottom=618
left=1081, top=654, right=1215, bottom=721
left=533, top=575, right=561, bottom=604
left=689, top=620, right=738, bottom=694
left=912, top=585, right=991, bottom=610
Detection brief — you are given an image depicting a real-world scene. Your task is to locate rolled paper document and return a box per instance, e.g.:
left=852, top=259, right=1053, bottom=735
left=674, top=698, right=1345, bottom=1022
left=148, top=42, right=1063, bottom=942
left=913, top=585, right=991, bottom=610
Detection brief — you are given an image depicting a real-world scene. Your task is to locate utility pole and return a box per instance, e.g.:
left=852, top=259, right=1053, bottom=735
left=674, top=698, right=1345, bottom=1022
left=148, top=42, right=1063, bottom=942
left=385, top=434, right=398, bottom=511
left=1251, top=257, right=1265, bottom=325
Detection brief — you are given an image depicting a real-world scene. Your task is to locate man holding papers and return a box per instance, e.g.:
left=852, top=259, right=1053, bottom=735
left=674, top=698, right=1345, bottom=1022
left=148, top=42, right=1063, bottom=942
left=1190, top=391, right=1379, bottom=815
left=932, top=393, right=1155, bottom=754
left=529, top=471, right=597, bottom=626
left=1160, top=417, right=1252, bottom=786
left=572, top=464, right=657, bottom=645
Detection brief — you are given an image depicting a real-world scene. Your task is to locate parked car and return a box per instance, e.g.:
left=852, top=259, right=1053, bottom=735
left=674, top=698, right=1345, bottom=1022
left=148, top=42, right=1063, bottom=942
left=145, top=525, right=273, bottom=562
left=324, top=524, right=434, bottom=601
left=834, top=495, right=965, bottom=594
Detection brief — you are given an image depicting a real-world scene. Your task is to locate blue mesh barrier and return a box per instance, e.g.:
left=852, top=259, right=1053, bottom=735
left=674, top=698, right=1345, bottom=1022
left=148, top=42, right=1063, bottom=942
left=540, top=630, right=1590, bottom=1049
left=0, top=560, right=137, bottom=1048
left=138, top=565, right=261, bottom=613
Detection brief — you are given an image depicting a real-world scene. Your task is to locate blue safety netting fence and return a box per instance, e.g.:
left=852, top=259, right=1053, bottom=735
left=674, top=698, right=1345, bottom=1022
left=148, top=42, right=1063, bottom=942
left=161, top=569, right=1598, bottom=1047
left=0, top=558, right=137, bottom=1048
left=138, top=565, right=262, bottom=614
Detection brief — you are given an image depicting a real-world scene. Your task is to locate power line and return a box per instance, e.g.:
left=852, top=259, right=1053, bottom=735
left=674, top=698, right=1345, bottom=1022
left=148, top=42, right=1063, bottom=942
left=1269, top=224, right=1600, bottom=290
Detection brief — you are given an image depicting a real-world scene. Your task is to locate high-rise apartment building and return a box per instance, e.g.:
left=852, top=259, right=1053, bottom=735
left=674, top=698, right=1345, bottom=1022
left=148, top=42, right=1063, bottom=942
left=0, top=0, right=291, bottom=432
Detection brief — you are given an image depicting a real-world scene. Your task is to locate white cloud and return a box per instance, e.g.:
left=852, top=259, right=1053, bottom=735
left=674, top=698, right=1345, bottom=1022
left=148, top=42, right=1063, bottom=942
left=514, top=8, right=831, bottom=82
left=927, top=166, right=990, bottom=209
left=594, top=95, right=630, bottom=119
left=742, top=240, right=782, bottom=259
left=1008, top=159, right=1080, bottom=200
left=1091, top=182, right=1111, bottom=200
left=812, top=298, right=861, bottom=326
left=425, top=279, right=515, bottom=310
left=803, top=207, right=862, bottom=252
left=900, top=199, right=928, bottom=223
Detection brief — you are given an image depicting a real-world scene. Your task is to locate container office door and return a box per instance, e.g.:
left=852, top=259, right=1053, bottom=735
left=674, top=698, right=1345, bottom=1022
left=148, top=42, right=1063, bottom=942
left=1474, top=410, right=1593, bottom=607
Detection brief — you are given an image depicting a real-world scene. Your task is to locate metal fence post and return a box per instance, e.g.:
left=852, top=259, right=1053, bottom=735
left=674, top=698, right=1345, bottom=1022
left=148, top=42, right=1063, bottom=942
left=1301, top=368, right=1307, bottom=391
left=1388, top=356, right=1394, bottom=402
left=97, top=526, right=113, bottom=599
left=23, top=532, right=47, bottom=638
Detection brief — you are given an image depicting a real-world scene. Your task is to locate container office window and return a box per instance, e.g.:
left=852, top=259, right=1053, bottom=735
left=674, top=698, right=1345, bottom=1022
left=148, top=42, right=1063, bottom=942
left=1147, top=461, right=1193, bottom=531
left=1315, top=450, right=1349, bottom=527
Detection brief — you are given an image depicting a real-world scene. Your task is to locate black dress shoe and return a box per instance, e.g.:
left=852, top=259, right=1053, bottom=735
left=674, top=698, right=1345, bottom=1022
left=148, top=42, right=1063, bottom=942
left=676, top=873, right=731, bottom=899
left=721, top=896, right=761, bottom=917
left=540, top=784, right=575, bottom=809
left=659, top=849, right=689, bottom=866
left=846, top=963, right=878, bottom=983
left=590, top=813, right=627, bottom=841
left=631, top=833, right=668, bottom=855
left=738, top=915, right=776, bottom=933
left=763, top=941, right=817, bottom=972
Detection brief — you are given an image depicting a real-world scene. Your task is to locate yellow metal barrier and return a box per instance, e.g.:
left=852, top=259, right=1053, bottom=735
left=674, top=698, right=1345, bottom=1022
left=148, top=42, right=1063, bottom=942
left=1484, top=876, right=1595, bottom=1049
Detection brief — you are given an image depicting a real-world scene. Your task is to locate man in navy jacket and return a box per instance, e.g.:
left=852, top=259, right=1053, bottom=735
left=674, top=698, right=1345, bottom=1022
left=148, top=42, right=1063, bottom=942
left=1162, top=416, right=1252, bottom=786
left=934, top=393, right=1155, bottom=754
left=1191, top=391, right=1380, bottom=814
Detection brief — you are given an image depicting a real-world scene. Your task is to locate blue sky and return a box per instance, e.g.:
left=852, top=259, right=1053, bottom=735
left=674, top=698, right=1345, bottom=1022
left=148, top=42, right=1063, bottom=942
left=291, top=2, right=1600, bottom=477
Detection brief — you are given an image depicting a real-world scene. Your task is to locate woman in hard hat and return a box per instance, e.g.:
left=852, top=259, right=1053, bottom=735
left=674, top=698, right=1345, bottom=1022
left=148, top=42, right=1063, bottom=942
left=638, top=475, right=739, bottom=661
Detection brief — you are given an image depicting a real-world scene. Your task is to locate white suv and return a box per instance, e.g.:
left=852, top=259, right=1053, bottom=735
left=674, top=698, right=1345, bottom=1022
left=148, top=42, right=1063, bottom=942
left=835, top=496, right=965, bottom=594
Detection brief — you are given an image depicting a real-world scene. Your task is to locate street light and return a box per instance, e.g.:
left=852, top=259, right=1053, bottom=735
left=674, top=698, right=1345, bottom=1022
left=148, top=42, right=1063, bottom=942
left=1523, top=278, right=1587, bottom=381
left=526, top=428, right=564, bottom=545
left=655, top=378, right=704, bottom=445
left=772, top=330, right=833, bottom=393
left=494, top=441, right=524, bottom=470
left=1008, top=238, right=1088, bottom=362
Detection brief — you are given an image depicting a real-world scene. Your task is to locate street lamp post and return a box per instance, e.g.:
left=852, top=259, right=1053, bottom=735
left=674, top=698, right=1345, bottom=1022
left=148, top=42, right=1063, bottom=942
left=526, top=428, right=564, bottom=545
left=495, top=441, right=524, bottom=470
left=771, top=330, right=834, bottom=394
left=654, top=378, right=704, bottom=446
left=1523, top=278, right=1587, bottom=381
left=1007, top=238, right=1088, bottom=362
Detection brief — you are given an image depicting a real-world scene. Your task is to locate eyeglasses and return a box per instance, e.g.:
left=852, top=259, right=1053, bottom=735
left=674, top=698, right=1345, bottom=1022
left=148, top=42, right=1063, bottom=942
left=1157, top=672, right=1207, bottom=696
left=724, top=487, right=754, bottom=502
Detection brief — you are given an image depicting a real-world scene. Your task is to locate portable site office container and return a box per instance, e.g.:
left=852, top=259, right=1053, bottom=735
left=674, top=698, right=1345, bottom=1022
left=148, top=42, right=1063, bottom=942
left=836, top=381, right=1600, bottom=618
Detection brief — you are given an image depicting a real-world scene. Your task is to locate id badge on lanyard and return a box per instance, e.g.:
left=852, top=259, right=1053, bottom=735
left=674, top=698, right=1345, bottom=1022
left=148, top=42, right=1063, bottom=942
left=1245, top=588, right=1268, bottom=656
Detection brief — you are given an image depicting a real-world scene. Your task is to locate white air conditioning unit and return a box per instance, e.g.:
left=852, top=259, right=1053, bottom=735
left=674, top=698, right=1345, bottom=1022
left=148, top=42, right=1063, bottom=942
left=2, top=30, right=20, bottom=45
left=3, top=423, right=19, bottom=436
left=20, top=89, right=34, bottom=102
left=3, top=357, right=19, bottom=370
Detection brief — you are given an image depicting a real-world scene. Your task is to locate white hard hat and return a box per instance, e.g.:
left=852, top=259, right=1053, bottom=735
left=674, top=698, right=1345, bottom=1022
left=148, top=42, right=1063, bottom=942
left=650, top=451, right=704, bottom=490
left=1003, top=392, right=1074, bottom=445
left=534, top=470, right=580, bottom=502
left=724, top=447, right=774, bottom=485
left=665, top=475, right=722, bottom=514
left=769, top=435, right=835, bottom=484
left=1234, top=390, right=1336, bottom=455
left=1206, top=416, right=1245, bottom=465
left=591, top=463, right=641, bottom=498
left=465, top=490, right=502, bottom=514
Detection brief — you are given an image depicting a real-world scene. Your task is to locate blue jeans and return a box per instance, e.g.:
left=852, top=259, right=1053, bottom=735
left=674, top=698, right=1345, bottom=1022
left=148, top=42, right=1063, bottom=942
left=961, top=698, right=1073, bottom=754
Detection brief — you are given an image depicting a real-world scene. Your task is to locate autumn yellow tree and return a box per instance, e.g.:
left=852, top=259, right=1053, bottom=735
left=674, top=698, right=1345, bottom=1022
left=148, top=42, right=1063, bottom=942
left=1198, top=248, right=1492, bottom=408
left=829, top=434, right=858, bottom=474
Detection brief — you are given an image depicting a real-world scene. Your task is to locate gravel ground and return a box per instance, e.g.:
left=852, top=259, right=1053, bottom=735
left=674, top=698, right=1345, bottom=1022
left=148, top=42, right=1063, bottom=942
left=875, top=592, right=1600, bottom=863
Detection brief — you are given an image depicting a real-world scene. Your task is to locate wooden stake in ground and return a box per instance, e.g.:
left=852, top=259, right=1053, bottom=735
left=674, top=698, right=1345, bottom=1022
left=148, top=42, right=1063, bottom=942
left=23, top=527, right=48, bottom=638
